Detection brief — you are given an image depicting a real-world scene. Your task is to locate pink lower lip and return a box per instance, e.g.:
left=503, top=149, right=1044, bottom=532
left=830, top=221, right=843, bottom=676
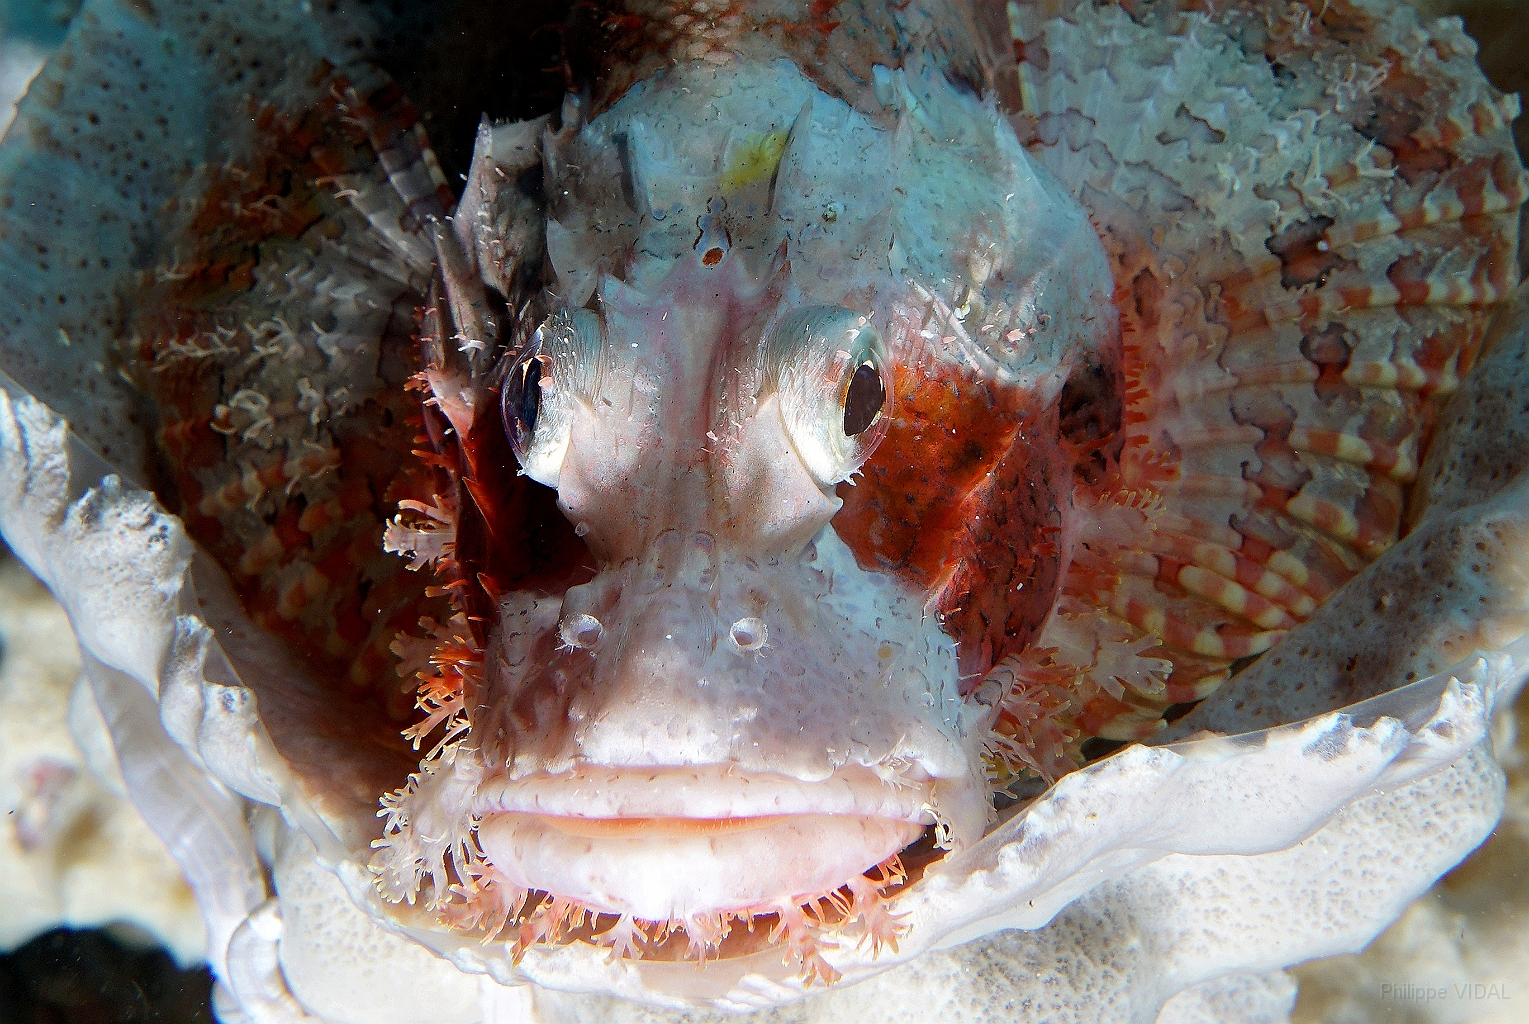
left=477, top=811, right=922, bottom=922
left=473, top=764, right=938, bottom=822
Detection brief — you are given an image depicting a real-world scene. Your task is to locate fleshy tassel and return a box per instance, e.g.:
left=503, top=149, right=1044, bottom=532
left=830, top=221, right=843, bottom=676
left=383, top=493, right=458, bottom=572
left=682, top=911, right=732, bottom=964
left=442, top=863, right=530, bottom=941
left=843, top=855, right=909, bottom=956
left=508, top=895, right=597, bottom=963
left=393, top=611, right=481, bottom=759
left=982, top=646, right=1081, bottom=785
left=594, top=913, right=649, bottom=962
left=371, top=752, right=484, bottom=911
left=768, top=899, right=841, bottom=987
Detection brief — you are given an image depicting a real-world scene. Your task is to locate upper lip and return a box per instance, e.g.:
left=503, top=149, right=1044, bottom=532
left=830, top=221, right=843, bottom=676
left=472, top=764, right=936, bottom=824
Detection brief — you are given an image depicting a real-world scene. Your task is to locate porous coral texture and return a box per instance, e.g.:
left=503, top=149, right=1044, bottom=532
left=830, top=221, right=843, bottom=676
left=1289, top=688, right=1529, bottom=1024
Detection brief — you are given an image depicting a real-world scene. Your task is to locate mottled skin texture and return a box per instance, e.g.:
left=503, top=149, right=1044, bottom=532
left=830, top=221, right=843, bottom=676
left=1, top=0, right=1527, bottom=1017
left=365, top=42, right=1116, bottom=973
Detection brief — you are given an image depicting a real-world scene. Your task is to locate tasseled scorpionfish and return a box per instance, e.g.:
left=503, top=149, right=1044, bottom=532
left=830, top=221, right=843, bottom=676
left=99, top=0, right=1525, bottom=992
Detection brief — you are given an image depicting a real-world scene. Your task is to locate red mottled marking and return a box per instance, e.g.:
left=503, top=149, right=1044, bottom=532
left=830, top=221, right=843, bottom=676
left=1234, top=514, right=1356, bottom=602
left=1267, top=217, right=1348, bottom=290
left=1387, top=255, right=1433, bottom=305
left=1210, top=271, right=1276, bottom=335
left=274, top=504, right=309, bottom=558
left=1366, top=57, right=1456, bottom=185
left=1012, top=34, right=1049, bottom=74
left=157, top=414, right=221, bottom=467
left=1454, top=156, right=1494, bottom=218
left=807, top=0, right=841, bottom=30
left=835, top=357, right=1069, bottom=681
left=298, top=479, right=376, bottom=534
left=1491, top=152, right=1529, bottom=206
left=1351, top=477, right=1405, bottom=552
left=1075, top=691, right=1162, bottom=742
left=1160, top=659, right=1230, bottom=704
left=836, top=361, right=1027, bottom=581
left=1299, top=324, right=1354, bottom=403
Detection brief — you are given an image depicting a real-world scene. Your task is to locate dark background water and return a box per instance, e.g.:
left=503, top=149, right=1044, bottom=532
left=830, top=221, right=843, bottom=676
left=0, top=928, right=213, bottom=1024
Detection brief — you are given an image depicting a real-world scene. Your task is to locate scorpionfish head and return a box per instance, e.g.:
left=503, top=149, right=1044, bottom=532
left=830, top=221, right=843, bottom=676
left=375, top=55, right=1117, bottom=972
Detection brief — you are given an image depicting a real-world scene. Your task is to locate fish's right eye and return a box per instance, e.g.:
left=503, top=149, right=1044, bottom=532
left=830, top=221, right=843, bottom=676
left=499, top=309, right=603, bottom=486
left=502, top=330, right=546, bottom=462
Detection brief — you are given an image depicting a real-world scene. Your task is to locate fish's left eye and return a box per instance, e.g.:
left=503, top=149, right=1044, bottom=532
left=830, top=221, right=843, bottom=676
left=843, top=358, right=886, bottom=437
left=764, top=305, right=893, bottom=485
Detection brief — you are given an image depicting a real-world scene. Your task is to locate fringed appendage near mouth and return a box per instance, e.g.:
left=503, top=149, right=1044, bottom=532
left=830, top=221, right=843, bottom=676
left=369, top=760, right=923, bottom=983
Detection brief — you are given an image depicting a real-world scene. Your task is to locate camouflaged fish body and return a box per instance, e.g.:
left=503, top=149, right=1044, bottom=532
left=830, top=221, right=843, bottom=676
left=110, top=0, right=1529, bottom=981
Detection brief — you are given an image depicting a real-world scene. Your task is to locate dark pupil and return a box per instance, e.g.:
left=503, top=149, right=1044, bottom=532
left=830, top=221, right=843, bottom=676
left=843, top=360, right=884, bottom=437
left=503, top=352, right=541, bottom=449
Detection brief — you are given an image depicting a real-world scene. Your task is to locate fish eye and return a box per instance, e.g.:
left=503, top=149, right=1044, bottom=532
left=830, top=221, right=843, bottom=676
left=763, top=305, right=893, bottom=484
left=502, top=331, right=545, bottom=460
left=843, top=358, right=886, bottom=437
left=499, top=309, right=604, bottom=486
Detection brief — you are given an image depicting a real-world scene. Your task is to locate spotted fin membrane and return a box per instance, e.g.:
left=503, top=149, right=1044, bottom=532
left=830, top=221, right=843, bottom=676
left=125, top=62, right=458, bottom=720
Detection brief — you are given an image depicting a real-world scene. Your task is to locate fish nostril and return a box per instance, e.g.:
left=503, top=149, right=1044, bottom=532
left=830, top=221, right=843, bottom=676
left=694, top=195, right=729, bottom=267
left=559, top=613, right=604, bottom=650
left=728, top=617, right=767, bottom=653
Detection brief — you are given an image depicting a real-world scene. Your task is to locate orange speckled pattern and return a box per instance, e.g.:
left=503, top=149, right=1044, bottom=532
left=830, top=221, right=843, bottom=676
left=1004, top=0, right=1526, bottom=747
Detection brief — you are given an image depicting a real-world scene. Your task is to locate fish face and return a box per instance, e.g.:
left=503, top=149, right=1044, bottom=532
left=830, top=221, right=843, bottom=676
left=470, top=266, right=979, bottom=924
left=373, top=57, right=1117, bottom=966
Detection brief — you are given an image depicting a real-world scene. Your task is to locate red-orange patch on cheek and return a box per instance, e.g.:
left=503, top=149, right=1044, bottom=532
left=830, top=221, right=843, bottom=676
left=835, top=362, right=1018, bottom=582
left=834, top=359, right=1070, bottom=682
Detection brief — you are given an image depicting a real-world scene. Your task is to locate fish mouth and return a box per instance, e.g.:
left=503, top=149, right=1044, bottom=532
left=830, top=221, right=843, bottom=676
left=477, top=811, right=922, bottom=923
left=473, top=766, right=933, bottom=923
